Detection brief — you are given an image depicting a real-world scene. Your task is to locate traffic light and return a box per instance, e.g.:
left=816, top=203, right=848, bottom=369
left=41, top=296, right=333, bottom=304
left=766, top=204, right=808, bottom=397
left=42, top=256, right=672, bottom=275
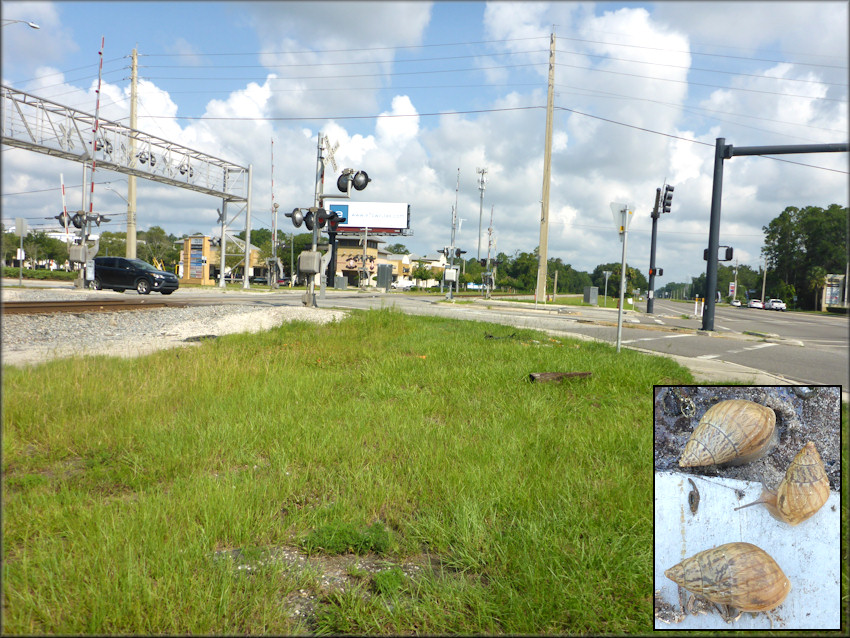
left=337, top=169, right=371, bottom=193
left=479, top=258, right=486, bottom=267
left=327, top=211, right=341, bottom=232
left=649, top=268, right=663, bottom=276
left=662, top=185, right=674, bottom=213
left=723, top=247, right=733, bottom=261
left=285, top=207, right=304, bottom=228
left=55, top=211, right=70, bottom=228
left=302, top=208, right=326, bottom=232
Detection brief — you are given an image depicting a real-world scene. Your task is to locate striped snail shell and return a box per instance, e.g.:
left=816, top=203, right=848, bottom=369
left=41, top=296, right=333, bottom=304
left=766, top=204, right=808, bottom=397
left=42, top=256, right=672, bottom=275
left=678, top=399, right=777, bottom=467
left=735, top=441, right=830, bottom=525
left=664, top=542, right=791, bottom=613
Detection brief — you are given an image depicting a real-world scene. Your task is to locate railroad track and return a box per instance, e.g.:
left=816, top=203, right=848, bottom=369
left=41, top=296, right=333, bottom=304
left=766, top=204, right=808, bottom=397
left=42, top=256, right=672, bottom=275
left=1, top=298, right=189, bottom=315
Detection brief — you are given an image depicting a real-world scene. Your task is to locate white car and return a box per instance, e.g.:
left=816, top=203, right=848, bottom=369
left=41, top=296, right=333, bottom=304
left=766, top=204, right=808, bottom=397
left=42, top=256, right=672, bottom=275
left=765, top=298, right=787, bottom=311
left=747, top=299, right=763, bottom=309
left=391, top=279, right=414, bottom=290
left=730, top=299, right=742, bottom=307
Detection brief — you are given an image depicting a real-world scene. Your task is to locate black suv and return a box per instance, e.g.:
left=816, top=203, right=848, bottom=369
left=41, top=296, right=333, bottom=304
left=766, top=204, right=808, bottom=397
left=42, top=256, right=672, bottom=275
left=92, top=257, right=179, bottom=295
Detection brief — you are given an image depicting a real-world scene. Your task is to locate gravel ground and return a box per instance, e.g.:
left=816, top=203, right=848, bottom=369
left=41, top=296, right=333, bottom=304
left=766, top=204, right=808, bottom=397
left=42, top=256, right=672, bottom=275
left=1, top=287, right=347, bottom=367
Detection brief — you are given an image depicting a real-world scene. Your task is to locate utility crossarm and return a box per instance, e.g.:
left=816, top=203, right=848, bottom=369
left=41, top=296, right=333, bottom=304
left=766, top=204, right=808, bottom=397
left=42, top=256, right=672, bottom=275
left=1, top=85, right=249, bottom=203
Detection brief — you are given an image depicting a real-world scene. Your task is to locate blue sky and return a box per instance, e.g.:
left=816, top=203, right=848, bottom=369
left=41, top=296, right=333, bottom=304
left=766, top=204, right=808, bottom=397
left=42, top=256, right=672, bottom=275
left=2, top=1, right=848, bottom=287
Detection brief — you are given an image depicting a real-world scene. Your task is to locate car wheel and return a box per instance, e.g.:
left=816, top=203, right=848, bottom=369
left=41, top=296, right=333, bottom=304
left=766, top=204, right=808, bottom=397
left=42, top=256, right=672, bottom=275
left=136, top=279, right=151, bottom=295
left=91, top=277, right=102, bottom=290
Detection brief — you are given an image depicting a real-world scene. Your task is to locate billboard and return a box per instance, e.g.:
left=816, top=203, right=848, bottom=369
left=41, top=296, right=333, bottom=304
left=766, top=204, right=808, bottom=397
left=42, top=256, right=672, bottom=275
left=329, top=201, right=410, bottom=235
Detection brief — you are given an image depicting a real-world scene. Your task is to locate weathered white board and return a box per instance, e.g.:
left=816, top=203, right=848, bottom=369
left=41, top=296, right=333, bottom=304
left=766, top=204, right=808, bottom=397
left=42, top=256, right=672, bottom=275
left=654, top=471, right=840, bottom=630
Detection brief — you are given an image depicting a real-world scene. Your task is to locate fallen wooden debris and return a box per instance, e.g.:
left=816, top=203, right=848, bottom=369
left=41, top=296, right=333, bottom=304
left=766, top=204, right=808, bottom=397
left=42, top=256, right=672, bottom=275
left=529, top=371, right=592, bottom=383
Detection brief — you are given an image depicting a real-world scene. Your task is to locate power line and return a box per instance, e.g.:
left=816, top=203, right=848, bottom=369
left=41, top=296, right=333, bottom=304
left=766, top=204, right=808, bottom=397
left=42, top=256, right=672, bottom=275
left=555, top=61, right=846, bottom=102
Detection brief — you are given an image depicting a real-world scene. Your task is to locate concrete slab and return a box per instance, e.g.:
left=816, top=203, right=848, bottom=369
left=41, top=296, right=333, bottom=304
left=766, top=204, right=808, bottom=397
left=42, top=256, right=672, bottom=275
left=654, top=471, right=840, bottom=630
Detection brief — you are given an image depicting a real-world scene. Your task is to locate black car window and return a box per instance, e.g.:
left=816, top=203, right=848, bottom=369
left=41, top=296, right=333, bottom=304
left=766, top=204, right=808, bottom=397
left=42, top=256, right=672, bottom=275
left=115, top=258, right=132, bottom=270
left=128, top=259, right=157, bottom=272
left=98, top=257, right=116, bottom=268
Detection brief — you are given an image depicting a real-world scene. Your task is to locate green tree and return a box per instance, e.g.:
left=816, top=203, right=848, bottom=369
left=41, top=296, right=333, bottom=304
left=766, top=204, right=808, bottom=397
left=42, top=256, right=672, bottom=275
left=411, top=260, right=432, bottom=285
left=139, top=226, right=179, bottom=267
left=98, top=231, right=127, bottom=257
left=807, top=266, right=828, bottom=311
left=385, top=243, right=409, bottom=254
left=22, top=231, right=69, bottom=266
left=762, top=204, right=848, bottom=310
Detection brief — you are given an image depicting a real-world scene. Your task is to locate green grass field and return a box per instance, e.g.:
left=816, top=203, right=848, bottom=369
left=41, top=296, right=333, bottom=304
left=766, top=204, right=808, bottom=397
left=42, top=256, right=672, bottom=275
left=2, top=308, right=696, bottom=633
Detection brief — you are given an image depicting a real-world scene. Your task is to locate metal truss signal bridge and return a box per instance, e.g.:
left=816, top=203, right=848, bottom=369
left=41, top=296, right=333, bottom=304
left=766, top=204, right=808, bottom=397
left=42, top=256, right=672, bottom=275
left=1, top=85, right=250, bottom=203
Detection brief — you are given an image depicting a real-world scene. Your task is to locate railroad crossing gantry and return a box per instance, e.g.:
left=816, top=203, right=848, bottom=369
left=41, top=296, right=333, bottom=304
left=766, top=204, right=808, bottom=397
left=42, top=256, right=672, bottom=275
left=1, top=85, right=254, bottom=288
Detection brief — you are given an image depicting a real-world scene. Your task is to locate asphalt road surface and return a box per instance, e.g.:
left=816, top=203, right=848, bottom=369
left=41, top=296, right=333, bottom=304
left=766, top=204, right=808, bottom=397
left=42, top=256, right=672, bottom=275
left=5, top=281, right=847, bottom=389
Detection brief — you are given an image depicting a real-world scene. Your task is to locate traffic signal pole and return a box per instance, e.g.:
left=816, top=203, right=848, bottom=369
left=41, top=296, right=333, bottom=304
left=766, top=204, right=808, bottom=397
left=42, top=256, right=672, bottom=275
left=702, top=139, right=847, bottom=331
left=647, top=188, right=661, bottom=314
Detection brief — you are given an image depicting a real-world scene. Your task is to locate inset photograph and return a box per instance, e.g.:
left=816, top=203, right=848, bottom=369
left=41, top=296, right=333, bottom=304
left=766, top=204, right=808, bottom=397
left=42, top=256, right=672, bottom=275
left=653, top=385, right=841, bottom=630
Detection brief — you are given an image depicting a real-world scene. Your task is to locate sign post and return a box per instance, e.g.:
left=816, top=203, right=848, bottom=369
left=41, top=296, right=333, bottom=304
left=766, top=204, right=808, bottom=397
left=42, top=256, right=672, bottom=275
left=14, top=217, right=27, bottom=285
left=610, top=203, right=634, bottom=353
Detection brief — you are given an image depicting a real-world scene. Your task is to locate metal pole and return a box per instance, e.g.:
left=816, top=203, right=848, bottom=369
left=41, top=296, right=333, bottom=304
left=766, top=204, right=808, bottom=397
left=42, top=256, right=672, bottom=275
left=241, top=164, right=253, bottom=290
left=218, top=200, right=227, bottom=287
left=647, top=188, right=661, bottom=314
left=476, top=167, right=486, bottom=261
left=733, top=258, right=738, bottom=303
left=616, top=213, right=629, bottom=353
left=603, top=270, right=611, bottom=308
left=702, top=138, right=727, bottom=331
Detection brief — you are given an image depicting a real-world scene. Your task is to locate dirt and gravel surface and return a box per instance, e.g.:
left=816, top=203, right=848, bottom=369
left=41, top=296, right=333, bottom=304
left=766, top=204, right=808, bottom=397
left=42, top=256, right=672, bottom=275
left=1, top=287, right=347, bottom=367
left=653, top=385, right=841, bottom=492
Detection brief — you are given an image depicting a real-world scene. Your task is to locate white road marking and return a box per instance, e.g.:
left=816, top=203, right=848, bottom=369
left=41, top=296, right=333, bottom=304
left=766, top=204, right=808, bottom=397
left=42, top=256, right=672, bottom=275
left=745, top=342, right=778, bottom=350
left=621, top=333, right=691, bottom=344
left=697, top=354, right=720, bottom=359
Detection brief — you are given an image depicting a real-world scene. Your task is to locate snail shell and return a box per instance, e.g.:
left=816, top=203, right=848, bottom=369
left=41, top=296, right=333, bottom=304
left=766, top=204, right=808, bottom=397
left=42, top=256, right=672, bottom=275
left=664, top=542, right=791, bottom=612
left=678, top=399, right=777, bottom=467
left=735, top=441, right=830, bottom=525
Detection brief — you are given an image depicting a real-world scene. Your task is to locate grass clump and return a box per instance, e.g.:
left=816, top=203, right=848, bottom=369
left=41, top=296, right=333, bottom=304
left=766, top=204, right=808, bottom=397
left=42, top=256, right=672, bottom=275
left=301, top=521, right=391, bottom=556
left=370, top=567, right=406, bottom=596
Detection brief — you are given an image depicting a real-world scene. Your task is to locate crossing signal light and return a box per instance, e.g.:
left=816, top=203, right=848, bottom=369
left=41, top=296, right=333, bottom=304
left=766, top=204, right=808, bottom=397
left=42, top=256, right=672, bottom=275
left=650, top=267, right=663, bottom=277
left=71, top=212, right=84, bottom=229
left=286, top=208, right=304, bottom=228
left=662, top=185, right=674, bottom=214
left=479, top=259, right=486, bottom=267
left=455, top=248, right=466, bottom=258
left=55, top=211, right=70, bottom=227
left=337, top=169, right=371, bottom=193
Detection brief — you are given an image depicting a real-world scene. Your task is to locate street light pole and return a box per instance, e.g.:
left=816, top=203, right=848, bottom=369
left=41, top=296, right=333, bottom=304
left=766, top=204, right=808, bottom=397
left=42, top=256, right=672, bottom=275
left=2, top=19, right=40, bottom=28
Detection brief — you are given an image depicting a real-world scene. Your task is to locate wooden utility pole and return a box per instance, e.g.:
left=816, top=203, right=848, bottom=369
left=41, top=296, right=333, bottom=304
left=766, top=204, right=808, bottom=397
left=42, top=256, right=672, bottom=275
left=535, top=32, right=555, bottom=305
left=127, top=47, right=137, bottom=258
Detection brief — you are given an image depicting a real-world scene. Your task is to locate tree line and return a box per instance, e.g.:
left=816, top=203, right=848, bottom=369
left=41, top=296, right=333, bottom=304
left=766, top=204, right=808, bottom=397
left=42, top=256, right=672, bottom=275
left=4, top=203, right=845, bottom=308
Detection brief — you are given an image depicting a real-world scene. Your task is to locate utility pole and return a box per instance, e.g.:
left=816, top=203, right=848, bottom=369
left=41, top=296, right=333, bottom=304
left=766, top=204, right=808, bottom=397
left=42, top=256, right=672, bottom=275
left=271, top=137, right=279, bottom=289
left=485, top=204, right=494, bottom=299
left=761, top=258, right=767, bottom=303
left=476, top=166, right=487, bottom=261
left=127, top=47, right=137, bottom=259
left=446, top=168, right=459, bottom=300
left=535, top=31, right=555, bottom=305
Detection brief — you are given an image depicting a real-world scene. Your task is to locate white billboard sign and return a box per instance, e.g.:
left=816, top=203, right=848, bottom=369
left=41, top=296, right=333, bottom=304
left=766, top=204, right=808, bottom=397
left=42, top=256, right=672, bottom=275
left=329, top=202, right=410, bottom=234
